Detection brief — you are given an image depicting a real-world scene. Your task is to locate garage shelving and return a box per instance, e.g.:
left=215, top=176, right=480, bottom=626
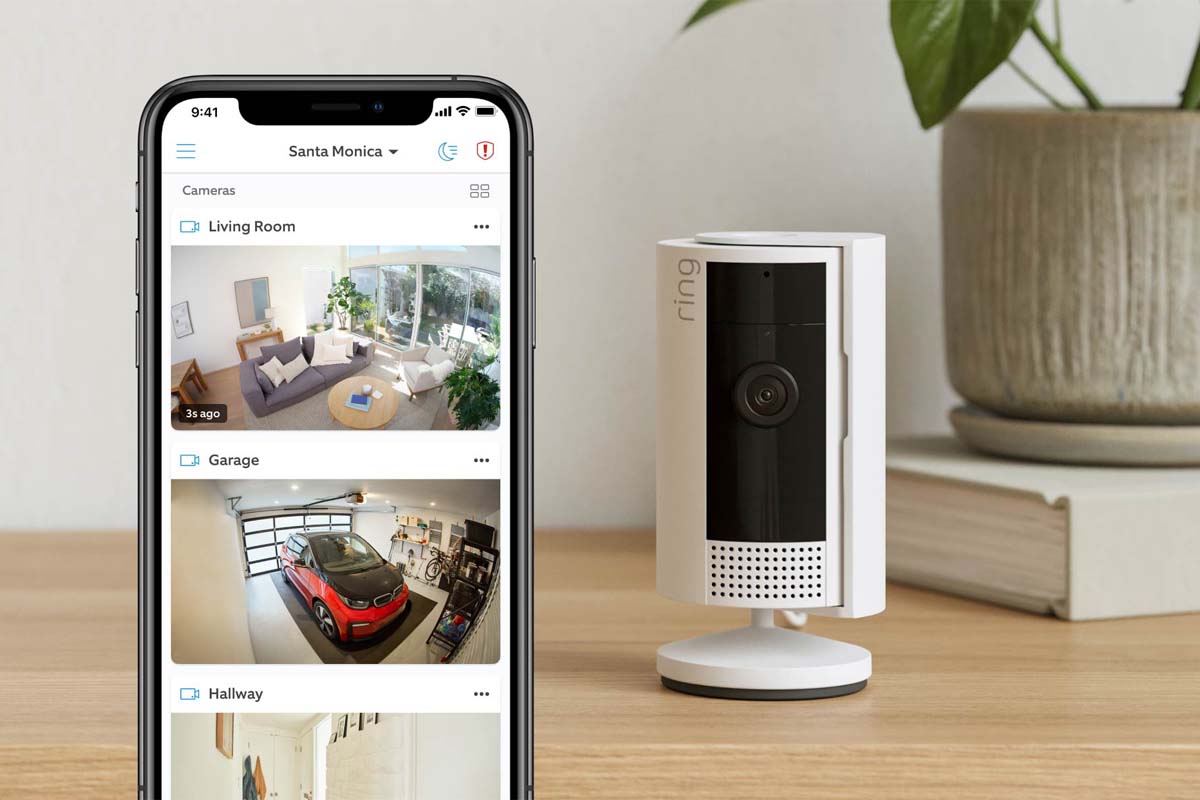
left=427, top=539, right=499, bottom=661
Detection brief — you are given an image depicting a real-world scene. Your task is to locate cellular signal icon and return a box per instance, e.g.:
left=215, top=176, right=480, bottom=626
left=434, top=106, right=453, bottom=117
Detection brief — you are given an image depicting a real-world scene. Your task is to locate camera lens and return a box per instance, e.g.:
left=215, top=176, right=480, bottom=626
left=733, top=363, right=800, bottom=427
left=371, top=101, right=385, bottom=113
left=748, top=375, right=787, bottom=416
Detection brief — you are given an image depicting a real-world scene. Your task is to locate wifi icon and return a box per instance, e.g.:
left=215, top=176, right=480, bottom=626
left=456, top=105, right=471, bottom=116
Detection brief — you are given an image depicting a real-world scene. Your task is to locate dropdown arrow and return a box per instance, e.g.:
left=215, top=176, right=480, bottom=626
left=388, top=149, right=398, bottom=155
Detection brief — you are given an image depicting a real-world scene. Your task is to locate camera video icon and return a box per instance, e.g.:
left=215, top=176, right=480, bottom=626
left=179, top=454, right=200, bottom=467
left=179, top=220, right=200, bottom=234
left=179, top=688, right=200, bottom=701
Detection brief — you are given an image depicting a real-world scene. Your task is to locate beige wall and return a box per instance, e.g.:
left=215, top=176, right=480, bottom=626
left=413, top=714, right=501, bottom=800
left=171, top=480, right=256, bottom=663
left=170, top=713, right=242, bottom=800
left=2, top=0, right=1198, bottom=530
left=171, top=245, right=345, bottom=373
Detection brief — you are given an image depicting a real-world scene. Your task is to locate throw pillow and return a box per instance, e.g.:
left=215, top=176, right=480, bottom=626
left=260, top=337, right=302, bottom=365
left=331, top=332, right=356, bottom=358
left=312, top=342, right=351, bottom=367
left=430, top=359, right=455, bottom=383
left=254, top=364, right=276, bottom=395
left=313, top=329, right=335, bottom=352
left=258, top=356, right=287, bottom=388
left=279, top=353, right=309, bottom=383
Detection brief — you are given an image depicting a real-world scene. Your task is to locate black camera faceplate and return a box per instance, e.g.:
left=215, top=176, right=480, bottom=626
left=706, top=262, right=827, bottom=544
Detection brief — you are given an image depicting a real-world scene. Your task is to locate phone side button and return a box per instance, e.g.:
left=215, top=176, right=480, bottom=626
left=135, top=238, right=141, bottom=297
left=135, top=311, right=140, bottom=369
left=530, top=257, right=537, bottom=350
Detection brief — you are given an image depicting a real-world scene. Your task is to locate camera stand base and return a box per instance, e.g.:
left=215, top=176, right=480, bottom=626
left=660, top=676, right=867, bottom=700
left=656, top=609, right=871, bottom=700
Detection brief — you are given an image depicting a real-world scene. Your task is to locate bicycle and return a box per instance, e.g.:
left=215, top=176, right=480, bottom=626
left=424, top=546, right=454, bottom=583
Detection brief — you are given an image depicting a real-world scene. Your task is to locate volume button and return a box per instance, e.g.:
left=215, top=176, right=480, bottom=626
left=530, top=257, right=537, bottom=350
left=135, top=238, right=141, bottom=296
left=135, top=310, right=140, bottom=369
left=841, top=352, right=848, bottom=441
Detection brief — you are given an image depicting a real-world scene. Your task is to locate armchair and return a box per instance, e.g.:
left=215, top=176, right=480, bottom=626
left=399, top=344, right=455, bottom=401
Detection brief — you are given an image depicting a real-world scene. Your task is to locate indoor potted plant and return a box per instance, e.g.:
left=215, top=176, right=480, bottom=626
left=687, top=0, right=1200, bottom=461
left=325, top=276, right=374, bottom=332
left=444, top=359, right=501, bottom=430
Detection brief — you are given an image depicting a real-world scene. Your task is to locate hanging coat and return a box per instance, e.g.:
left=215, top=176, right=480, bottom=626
left=242, top=755, right=257, bottom=800
left=254, top=755, right=267, bottom=800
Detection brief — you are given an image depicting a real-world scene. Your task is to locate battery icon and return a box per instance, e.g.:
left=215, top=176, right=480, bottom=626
left=475, top=107, right=495, bottom=117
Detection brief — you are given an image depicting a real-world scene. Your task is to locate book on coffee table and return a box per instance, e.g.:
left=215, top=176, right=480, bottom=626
left=345, top=393, right=372, bottom=412
left=887, top=436, right=1200, bottom=621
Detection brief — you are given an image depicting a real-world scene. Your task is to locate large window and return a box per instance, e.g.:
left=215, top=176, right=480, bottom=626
left=378, top=264, right=418, bottom=350
left=417, top=265, right=469, bottom=349
left=302, top=267, right=334, bottom=332
left=468, top=270, right=501, bottom=354
left=348, top=267, right=379, bottom=336
left=346, top=248, right=500, bottom=368
left=240, top=512, right=352, bottom=576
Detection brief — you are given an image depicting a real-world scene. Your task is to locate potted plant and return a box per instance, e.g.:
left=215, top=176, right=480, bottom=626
left=325, top=277, right=374, bottom=332
left=444, top=360, right=501, bottom=430
left=687, top=0, right=1200, bottom=459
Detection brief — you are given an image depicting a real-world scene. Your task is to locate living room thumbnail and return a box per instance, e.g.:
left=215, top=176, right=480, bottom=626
left=169, top=245, right=501, bottom=431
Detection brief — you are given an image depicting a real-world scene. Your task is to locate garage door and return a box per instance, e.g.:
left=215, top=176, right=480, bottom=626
left=241, top=512, right=353, bottom=575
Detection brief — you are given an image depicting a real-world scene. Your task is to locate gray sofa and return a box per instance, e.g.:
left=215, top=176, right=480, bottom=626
left=239, top=334, right=375, bottom=417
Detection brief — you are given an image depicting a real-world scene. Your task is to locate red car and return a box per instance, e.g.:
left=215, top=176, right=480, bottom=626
left=280, top=531, right=409, bottom=643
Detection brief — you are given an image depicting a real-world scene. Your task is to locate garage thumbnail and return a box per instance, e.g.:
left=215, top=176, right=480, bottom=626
left=171, top=479, right=501, bottom=665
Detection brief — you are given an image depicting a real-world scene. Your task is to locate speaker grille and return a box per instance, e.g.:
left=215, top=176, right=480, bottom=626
left=706, top=540, right=825, bottom=608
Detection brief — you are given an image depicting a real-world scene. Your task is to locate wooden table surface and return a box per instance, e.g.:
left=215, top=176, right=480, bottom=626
left=3, top=531, right=1198, bottom=799
left=326, top=376, right=401, bottom=429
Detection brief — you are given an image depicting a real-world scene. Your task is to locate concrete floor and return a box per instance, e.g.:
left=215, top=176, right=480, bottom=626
left=245, top=572, right=448, bottom=664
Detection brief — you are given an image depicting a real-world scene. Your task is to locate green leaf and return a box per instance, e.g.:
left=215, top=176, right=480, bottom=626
left=683, top=0, right=754, bottom=31
left=445, top=366, right=500, bottom=430
left=891, top=0, right=1039, bottom=129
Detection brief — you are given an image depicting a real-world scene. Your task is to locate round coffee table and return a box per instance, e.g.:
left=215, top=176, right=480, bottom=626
left=327, top=376, right=400, bottom=429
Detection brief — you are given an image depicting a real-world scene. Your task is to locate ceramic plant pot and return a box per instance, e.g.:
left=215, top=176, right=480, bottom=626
left=942, top=109, right=1200, bottom=425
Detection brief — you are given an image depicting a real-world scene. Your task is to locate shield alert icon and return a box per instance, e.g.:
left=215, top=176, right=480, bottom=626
left=476, top=141, right=494, bottom=160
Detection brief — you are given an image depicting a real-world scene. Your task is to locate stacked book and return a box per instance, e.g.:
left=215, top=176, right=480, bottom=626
left=887, top=436, right=1200, bottom=620
left=344, top=393, right=372, bottom=412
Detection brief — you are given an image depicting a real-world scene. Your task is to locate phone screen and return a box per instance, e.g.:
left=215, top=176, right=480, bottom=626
left=146, top=87, right=524, bottom=799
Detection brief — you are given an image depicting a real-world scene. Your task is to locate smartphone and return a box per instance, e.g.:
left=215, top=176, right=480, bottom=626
left=137, top=77, right=532, bottom=800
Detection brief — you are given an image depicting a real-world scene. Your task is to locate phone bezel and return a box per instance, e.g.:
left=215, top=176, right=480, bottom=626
left=136, top=75, right=533, bottom=800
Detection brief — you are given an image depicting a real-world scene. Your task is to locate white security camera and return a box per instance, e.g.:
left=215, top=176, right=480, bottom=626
left=656, top=232, right=885, bottom=699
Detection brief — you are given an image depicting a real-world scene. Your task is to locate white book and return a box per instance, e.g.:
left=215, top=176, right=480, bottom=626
left=886, top=436, right=1200, bottom=620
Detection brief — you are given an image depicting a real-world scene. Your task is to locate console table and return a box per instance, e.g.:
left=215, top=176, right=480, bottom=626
left=235, top=328, right=284, bottom=361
